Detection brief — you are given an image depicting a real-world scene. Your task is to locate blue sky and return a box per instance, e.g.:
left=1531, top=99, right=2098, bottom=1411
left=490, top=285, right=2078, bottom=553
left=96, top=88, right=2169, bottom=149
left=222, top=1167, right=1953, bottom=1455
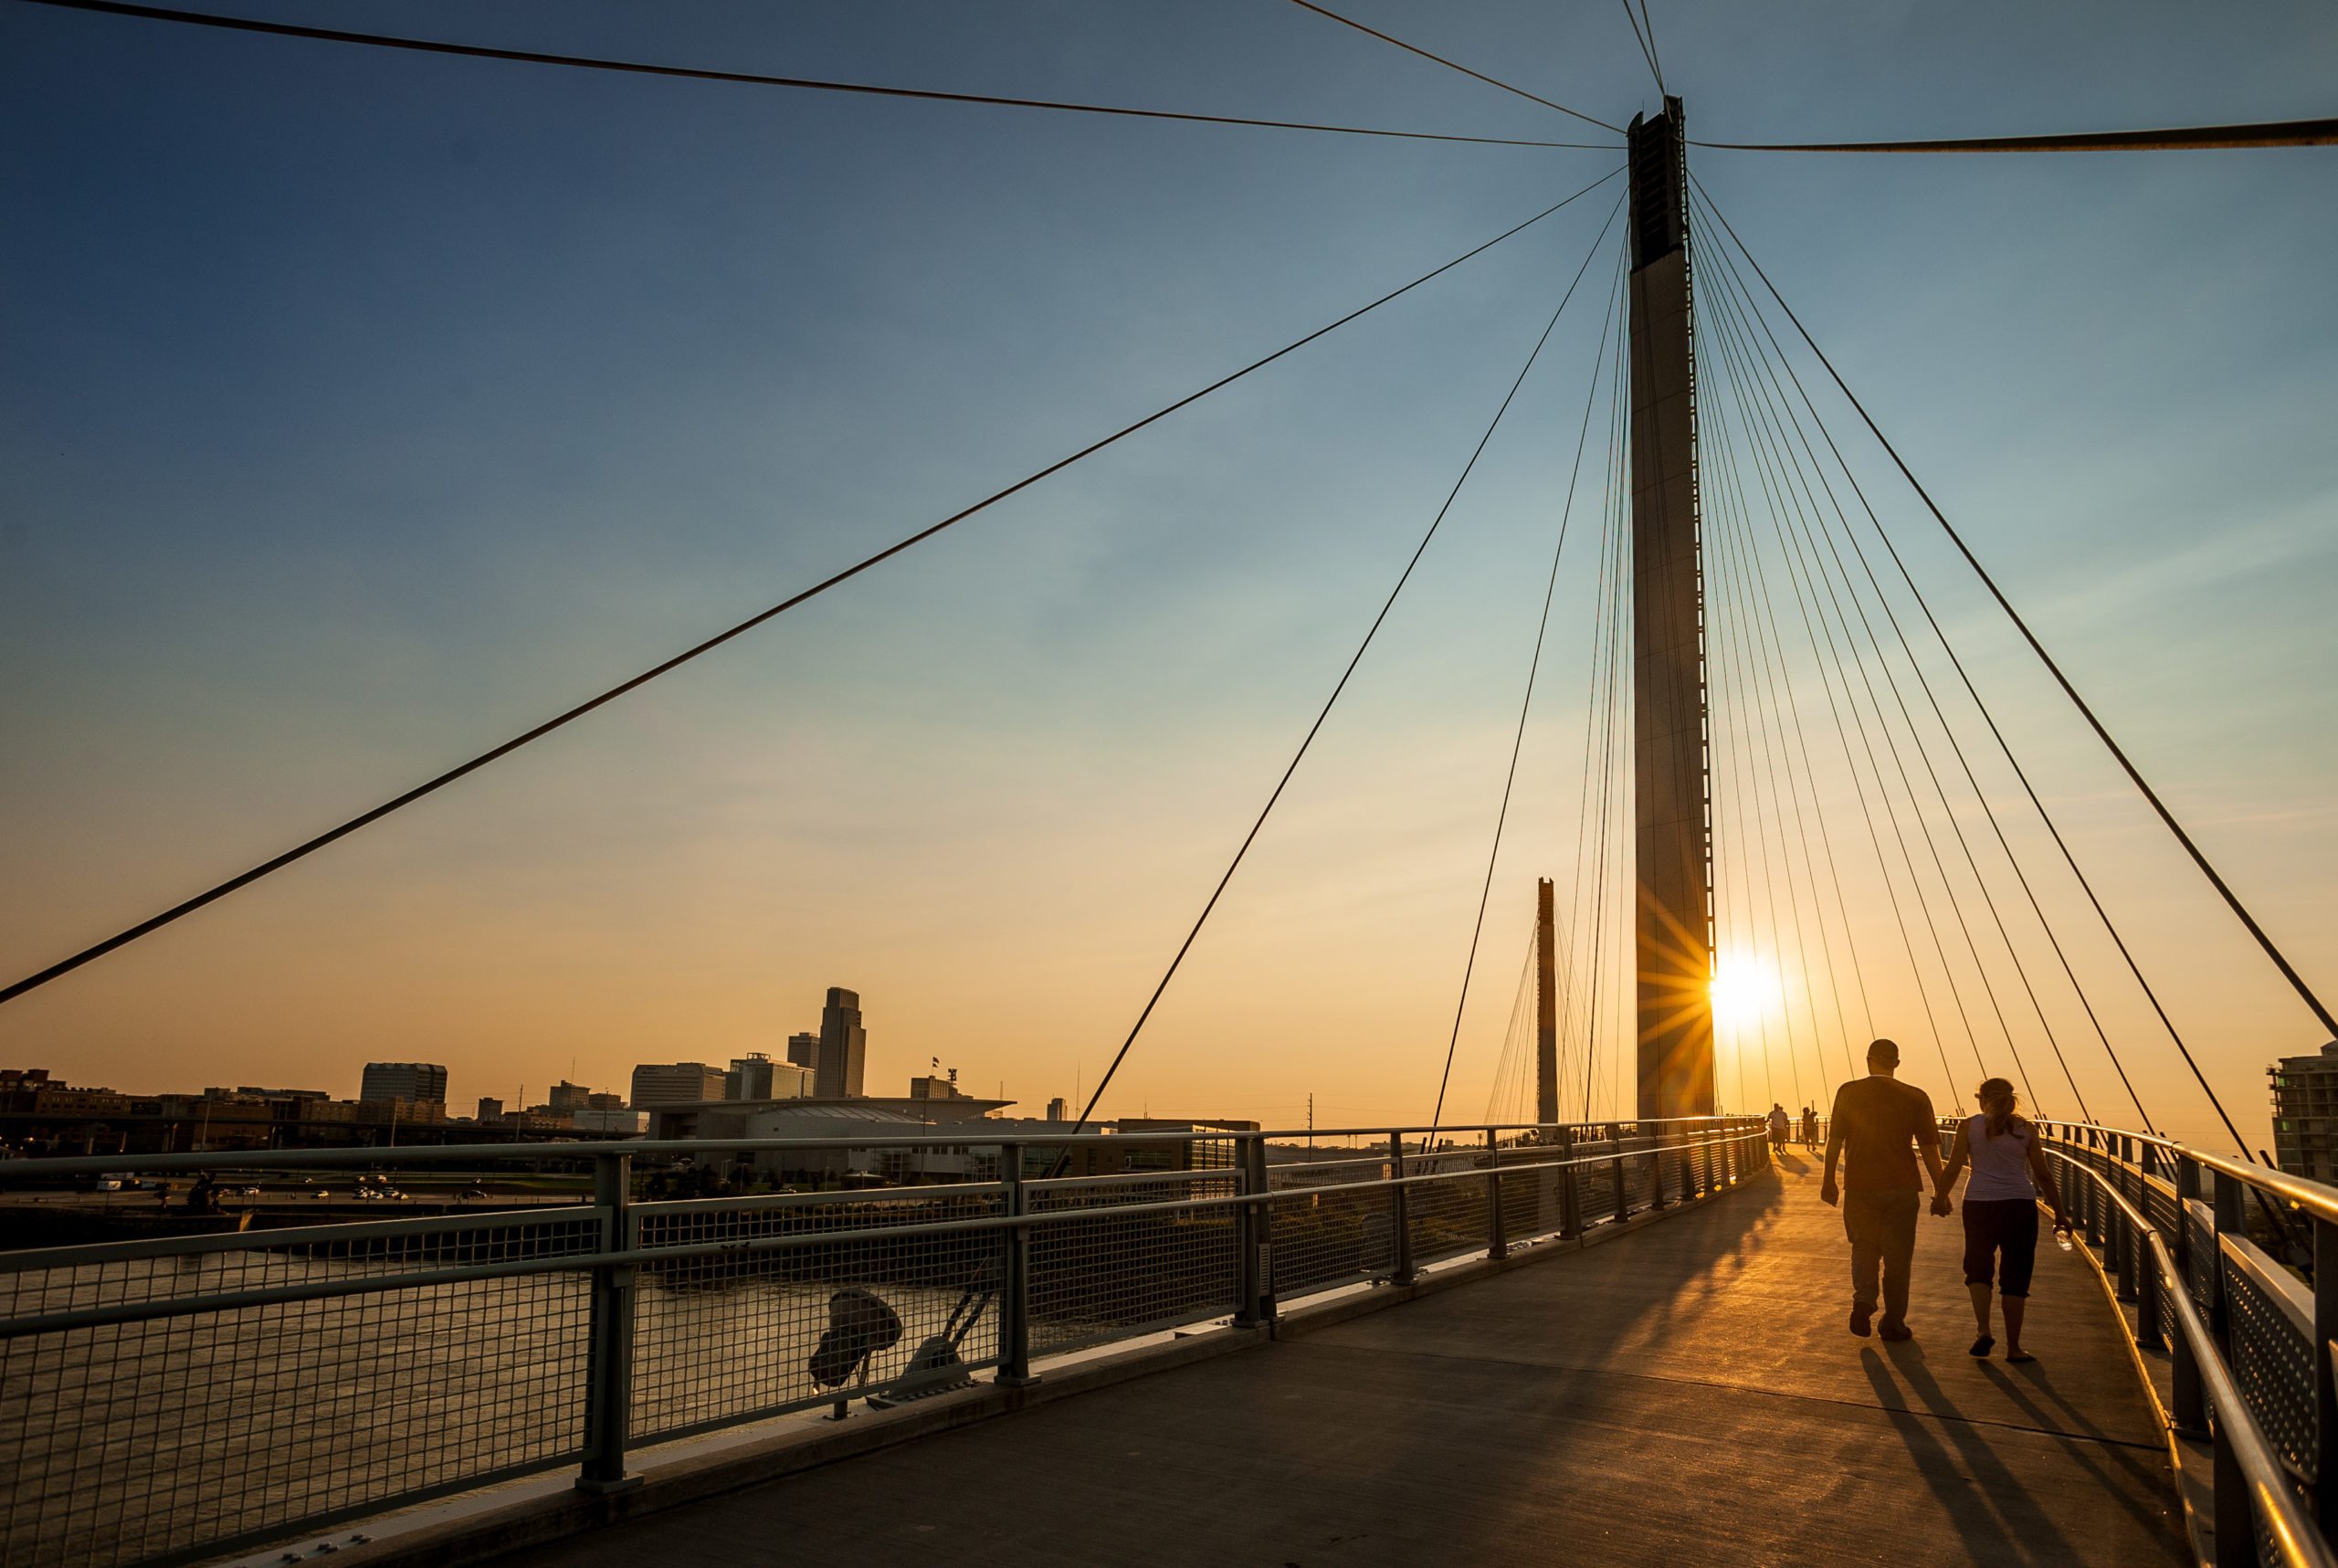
left=2, top=0, right=2332, bottom=1146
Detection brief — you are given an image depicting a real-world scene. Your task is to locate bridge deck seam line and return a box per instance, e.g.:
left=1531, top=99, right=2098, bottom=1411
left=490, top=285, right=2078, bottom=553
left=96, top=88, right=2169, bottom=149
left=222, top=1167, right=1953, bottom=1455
left=1293, top=1338, right=2166, bottom=1453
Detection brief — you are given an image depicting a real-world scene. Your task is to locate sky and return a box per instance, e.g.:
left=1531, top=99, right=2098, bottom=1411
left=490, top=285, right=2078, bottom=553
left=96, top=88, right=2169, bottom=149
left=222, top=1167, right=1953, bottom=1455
left=1, top=0, right=2332, bottom=1152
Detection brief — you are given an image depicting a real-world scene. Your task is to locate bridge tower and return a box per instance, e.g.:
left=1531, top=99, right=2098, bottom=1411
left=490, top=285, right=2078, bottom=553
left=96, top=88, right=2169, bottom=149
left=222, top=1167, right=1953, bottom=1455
left=1626, top=97, right=1717, bottom=1121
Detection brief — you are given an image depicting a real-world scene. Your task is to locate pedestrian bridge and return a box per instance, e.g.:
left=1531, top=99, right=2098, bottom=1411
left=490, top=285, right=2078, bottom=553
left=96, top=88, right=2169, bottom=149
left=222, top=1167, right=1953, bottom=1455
left=2, top=1118, right=2325, bottom=1568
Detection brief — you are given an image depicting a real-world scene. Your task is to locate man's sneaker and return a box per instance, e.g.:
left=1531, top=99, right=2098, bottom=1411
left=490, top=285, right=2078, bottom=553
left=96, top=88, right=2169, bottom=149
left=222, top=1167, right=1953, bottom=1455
left=1849, top=1303, right=1873, bottom=1338
left=1879, top=1321, right=1914, bottom=1342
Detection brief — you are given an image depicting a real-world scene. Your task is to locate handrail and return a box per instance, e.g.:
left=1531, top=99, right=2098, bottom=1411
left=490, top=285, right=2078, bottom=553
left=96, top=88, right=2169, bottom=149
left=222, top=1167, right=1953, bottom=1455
left=2041, top=1142, right=2336, bottom=1568
left=0, top=1114, right=1762, bottom=1180
left=0, top=1113, right=1771, bottom=1566
left=2035, top=1120, right=2338, bottom=1229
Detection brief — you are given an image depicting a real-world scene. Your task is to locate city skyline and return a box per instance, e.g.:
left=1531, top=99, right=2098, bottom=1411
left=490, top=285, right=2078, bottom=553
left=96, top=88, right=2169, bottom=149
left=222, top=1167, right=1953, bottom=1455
left=2, top=0, right=2332, bottom=1154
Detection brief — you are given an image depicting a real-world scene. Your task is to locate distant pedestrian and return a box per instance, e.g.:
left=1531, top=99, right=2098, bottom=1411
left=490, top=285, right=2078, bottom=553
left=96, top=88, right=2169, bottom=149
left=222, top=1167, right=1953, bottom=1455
left=1799, top=1106, right=1820, bottom=1149
left=1768, top=1104, right=1790, bottom=1149
left=1821, top=1038, right=1948, bottom=1342
left=1935, top=1078, right=2072, bottom=1362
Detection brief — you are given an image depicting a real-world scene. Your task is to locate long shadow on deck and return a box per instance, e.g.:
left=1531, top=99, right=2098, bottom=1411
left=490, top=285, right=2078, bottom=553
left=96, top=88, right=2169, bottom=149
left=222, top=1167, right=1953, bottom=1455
left=497, top=1156, right=2184, bottom=1567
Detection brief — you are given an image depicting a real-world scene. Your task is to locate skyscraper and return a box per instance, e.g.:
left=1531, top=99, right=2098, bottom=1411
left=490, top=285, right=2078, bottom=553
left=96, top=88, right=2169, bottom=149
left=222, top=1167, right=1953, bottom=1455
left=816, top=987, right=867, bottom=1099
left=785, top=1032, right=819, bottom=1071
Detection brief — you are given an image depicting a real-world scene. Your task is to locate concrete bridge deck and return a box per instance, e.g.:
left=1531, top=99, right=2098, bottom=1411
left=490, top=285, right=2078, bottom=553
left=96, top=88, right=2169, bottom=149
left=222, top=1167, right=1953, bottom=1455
left=500, top=1152, right=2186, bottom=1566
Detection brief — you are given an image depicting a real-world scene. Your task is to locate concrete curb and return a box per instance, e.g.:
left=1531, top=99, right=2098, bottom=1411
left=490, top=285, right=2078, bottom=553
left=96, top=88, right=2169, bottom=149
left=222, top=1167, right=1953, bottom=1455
left=275, top=1167, right=1774, bottom=1568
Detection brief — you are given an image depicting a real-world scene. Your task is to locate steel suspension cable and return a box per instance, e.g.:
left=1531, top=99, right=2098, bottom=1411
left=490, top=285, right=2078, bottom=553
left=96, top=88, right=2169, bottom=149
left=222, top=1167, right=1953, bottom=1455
left=1059, top=201, right=1626, bottom=1146
left=1697, top=303, right=1968, bottom=1105
left=1618, top=0, right=1664, bottom=96
left=1691, top=216, right=2100, bottom=1121
left=0, top=171, right=1622, bottom=1010
left=1579, top=356, right=1634, bottom=1120
left=1692, top=177, right=2338, bottom=1046
left=1707, top=518, right=1799, bottom=1113
left=1283, top=0, right=1625, bottom=136
left=1690, top=346, right=1881, bottom=1058
left=1700, top=410, right=1844, bottom=1093
left=1695, top=374, right=1859, bottom=1087
left=1706, top=454, right=1878, bottom=1067
left=15, top=0, right=1618, bottom=151
left=1699, top=251, right=2054, bottom=1114
left=1709, top=288, right=2019, bottom=1107
left=1693, top=119, right=2338, bottom=154
left=1698, top=220, right=2312, bottom=1251
left=1429, top=199, right=1626, bottom=1126
left=1685, top=174, right=2167, bottom=1130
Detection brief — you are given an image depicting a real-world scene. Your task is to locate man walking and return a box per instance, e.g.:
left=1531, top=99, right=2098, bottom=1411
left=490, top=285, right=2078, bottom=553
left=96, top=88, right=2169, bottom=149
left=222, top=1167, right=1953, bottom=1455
left=1820, top=1038, right=1945, bottom=1341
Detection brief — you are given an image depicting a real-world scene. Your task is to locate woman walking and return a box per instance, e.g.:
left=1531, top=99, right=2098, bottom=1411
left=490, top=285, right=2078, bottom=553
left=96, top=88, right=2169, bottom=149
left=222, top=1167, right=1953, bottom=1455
left=1933, top=1078, right=2072, bottom=1361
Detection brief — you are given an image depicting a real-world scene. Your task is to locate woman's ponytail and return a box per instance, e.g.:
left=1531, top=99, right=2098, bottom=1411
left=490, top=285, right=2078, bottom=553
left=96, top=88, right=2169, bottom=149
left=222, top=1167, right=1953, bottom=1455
left=1975, top=1077, right=2017, bottom=1138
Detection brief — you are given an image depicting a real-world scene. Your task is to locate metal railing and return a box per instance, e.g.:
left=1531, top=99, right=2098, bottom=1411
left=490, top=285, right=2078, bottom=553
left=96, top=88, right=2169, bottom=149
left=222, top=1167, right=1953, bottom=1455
left=2028, top=1122, right=2338, bottom=1568
left=0, top=1115, right=1770, bottom=1568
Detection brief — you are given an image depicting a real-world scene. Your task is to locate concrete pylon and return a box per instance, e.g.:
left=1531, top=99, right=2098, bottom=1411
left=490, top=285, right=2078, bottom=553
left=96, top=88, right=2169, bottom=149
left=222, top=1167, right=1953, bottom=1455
left=1627, top=97, right=1716, bottom=1121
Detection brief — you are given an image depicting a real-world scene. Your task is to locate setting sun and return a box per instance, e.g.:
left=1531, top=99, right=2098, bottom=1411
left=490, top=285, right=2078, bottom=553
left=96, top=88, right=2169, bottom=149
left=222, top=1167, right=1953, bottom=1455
left=1711, top=953, right=1785, bottom=1029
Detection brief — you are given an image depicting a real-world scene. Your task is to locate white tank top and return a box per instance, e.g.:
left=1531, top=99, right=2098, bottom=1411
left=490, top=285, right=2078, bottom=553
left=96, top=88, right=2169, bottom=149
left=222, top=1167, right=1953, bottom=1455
left=1963, top=1114, right=2037, bottom=1202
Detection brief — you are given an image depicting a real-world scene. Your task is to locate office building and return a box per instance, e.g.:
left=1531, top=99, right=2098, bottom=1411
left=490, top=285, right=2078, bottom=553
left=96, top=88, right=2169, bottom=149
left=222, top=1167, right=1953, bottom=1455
left=1047, top=1097, right=1069, bottom=1123
left=360, top=1062, right=448, bottom=1106
left=475, top=1097, right=504, bottom=1123
left=546, top=1080, right=593, bottom=1113
left=909, top=1073, right=971, bottom=1102
left=726, top=1053, right=775, bottom=1101
left=816, top=988, right=867, bottom=1100
left=629, top=1062, right=727, bottom=1108
left=785, top=1032, right=820, bottom=1071
left=2272, top=1043, right=2338, bottom=1182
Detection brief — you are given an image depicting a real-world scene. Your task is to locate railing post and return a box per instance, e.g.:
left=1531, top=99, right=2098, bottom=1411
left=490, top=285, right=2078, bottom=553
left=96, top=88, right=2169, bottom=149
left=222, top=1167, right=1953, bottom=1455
left=1485, top=1130, right=1508, bottom=1262
left=2211, top=1170, right=2242, bottom=1359
left=1234, top=1133, right=1267, bottom=1329
left=1558, top=1126, right=1583, bottom=1240
left=2173, top=1154, right=2206, bottom=1434
left=2136, top=1141, right=2164, bottom=1351
left=2314, top=1214, right=2338, bottom=1538
left=1608, top=1123, right=1630, bottom=1225
left=997, top=1152, right=1036, bottom=1386
left=1389, top=1133, right=1416, bottom=1287
left=577, top=1152, right=638, bottom=1494
left=1649, top=1129, right=1669, bottom=1211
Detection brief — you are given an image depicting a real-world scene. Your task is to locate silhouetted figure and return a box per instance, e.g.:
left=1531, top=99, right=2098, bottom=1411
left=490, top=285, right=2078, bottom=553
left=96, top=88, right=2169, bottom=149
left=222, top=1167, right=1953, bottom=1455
left=1820, top=1038, right=1946, bottom=1342
left=183, top=1173, right=220, bottom=1215
left=1768, top=1104, right=1790, bottom=1149
left=1935, top=1078, right=2072, bottom=1362
left=1799, top=1105, right=1820, bottom=1149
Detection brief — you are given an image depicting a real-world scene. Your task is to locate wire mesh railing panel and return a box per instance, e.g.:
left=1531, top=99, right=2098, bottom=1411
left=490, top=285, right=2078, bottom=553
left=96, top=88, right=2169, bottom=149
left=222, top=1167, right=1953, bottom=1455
left=1493, top=1152, right=1564, bottom=1241
left=1029, top=1170, right=1237, bottom=1214
left=0, top=1120, right=1773, bottom=1565
left=1619, top=1151, right=1657, bottom=1215
left=2223, top=1250, right=2316, bottom=1486
left=1269, top=1184, right=1394, bottom=1298
left=1266, top=1155, right=1389, bottom=1194
left=0, top=1208, right=604, bottom=1319
left=628, top=1190, right=1006, bottom=1437
left=1405, top=1172, right=1489, bottom=1269
left=1577, top=1157, right=1620, bottom=1226
left=0, top=1268, right=591, bottom=1568
left=1028, top=1208, right=1237, bottom=1356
